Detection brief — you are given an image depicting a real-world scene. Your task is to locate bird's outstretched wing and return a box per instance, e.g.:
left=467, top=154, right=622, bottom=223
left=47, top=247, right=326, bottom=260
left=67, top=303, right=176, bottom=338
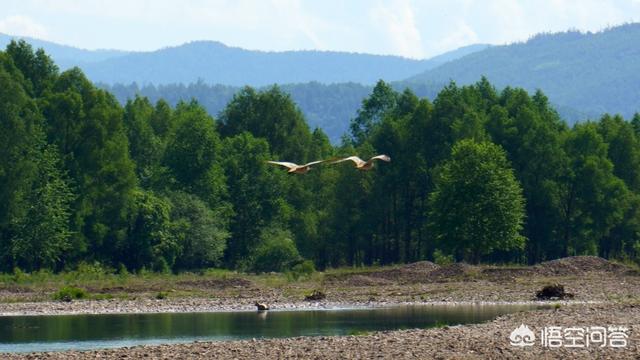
left=330, top=156, right=366, bottom=167
left=370, top=154, right=391, bottom=162
left=302, top=160, right=325, bottom=167
left=267, top=161, right=298, bottom=169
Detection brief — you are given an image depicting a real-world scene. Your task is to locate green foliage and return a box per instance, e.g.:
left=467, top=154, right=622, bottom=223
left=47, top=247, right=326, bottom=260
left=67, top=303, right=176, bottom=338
left=429, top=140, right=526, bottom=263
left=220, top=132, right=287, bottom=267
left=250, top=228, right=302, bottom=273
left=3, top=41, right=640, bottom=274
left=350, top=80, right=398, bottom=144
left=559, top=122, right=630, bottom=256
left=45, top=67, right=137, bottom=262
left=123, top=190, right=177, bottom=271
left=5, top=40, right=58, bottom=97
left=10, top=145, right=74, bottom=271
left=53, top=286, right=87, bottom=301
left=219, top=86, right=312, bottom=162
left=432, top=249, right=454, bottom=266
left=169, top=191, right=230, bottom=270
left=407, top=24, right=640, bottom=121
left=164, top=100, right=227, bottom=205
left=67, top=261, right=114, bottom=281
left=288, top=260, right=316, bottom=280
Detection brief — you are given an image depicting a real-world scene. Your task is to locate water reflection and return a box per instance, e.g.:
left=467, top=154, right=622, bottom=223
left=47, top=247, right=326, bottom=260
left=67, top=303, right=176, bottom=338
left=0, top=304, right=544, bottom=353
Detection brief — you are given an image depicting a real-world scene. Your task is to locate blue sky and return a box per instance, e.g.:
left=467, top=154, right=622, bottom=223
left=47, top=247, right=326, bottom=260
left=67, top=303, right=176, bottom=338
left=1, top=0, right=639, bottom=59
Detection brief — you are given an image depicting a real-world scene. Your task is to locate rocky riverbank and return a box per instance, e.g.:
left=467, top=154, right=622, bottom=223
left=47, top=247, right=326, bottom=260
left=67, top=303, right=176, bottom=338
left=1, top=257, right=638, bottom=316
left=4, top=303, right=638, bottom=359
left=1, top=256, right=639, bottom=358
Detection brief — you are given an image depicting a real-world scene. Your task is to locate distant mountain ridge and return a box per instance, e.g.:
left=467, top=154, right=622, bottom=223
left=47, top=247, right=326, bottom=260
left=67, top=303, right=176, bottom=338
left=405, top=23, right=640, bottom=118
left=0, top=33, right=489, bottom=86
left=78, top=41, right=490, bottom=86
left=6, top=24, right=640, bottom=143
left=0, top=33, right=129, bottom=69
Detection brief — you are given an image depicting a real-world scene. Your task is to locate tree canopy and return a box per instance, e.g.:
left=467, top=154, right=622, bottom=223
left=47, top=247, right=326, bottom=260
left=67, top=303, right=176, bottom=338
left=2, top=40, right=640, bottom=274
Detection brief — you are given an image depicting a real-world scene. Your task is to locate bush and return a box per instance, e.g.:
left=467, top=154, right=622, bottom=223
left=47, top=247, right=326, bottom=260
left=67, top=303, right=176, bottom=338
left=155, top=291, right=168, bottom=299
left=66, top=261, right=113, bottom=281
left=304, top=289, right=326, bottom=301
left=251, top=228, right=302, bottom=273
left=288, top=260, right=316, bottom=280
left=433, top=249, right=454, bottom=266
left=12, top=267, right=27, bottom=283
left=117, top=263, right=129, bottom=277
left=53, top=286, right=87, bottom=302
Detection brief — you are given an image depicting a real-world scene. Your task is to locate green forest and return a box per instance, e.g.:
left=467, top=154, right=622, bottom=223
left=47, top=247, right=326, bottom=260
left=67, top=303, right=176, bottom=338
left=2, top=40, right=640, bottom=275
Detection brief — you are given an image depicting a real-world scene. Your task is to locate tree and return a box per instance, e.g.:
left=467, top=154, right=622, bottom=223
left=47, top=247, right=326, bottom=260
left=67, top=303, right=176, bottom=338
left=43, top=67, right=137, bottom=263
left=350, top=80, right=398, bottom=145
left=250, top=228, right=302, bottom=273
left=219, top=86, right=312, bottom=162
left=10, top=146, right=74, bottom=271
left=163, top=100, right=227, bottom=206
left=559, top=123, right=630, bottom=256
left=220, top=132, right=288, bottom=267
left=123, top=96, right=162, bottom=178
left=169, top=191, right=230, bottom=270
left=486, top=88, right=567, bottom=262
left=0, top=53, right=46, bottom=271
left=121, top=189, right=175, bottom=271
left=428, top=140, right=526, bottom=263
left=5, top=40, right=58, bottom=97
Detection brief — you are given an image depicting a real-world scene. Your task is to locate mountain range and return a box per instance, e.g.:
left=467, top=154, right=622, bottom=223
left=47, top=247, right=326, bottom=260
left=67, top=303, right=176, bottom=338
left=3, top=23, right=640, bottom=143
left=0, top=33, right=488, bottom=86
left=406, top=23, right=640, bottom=119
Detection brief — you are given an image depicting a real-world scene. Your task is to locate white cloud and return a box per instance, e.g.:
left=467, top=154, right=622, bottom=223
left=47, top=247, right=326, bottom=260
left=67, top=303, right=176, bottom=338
left=0, top=15, right=48, bottom=38
left=2, top=0, right=640, bottom=57
left=432, top=19, right=479, bottom=55
left=369, top=0, right=424, bottom=58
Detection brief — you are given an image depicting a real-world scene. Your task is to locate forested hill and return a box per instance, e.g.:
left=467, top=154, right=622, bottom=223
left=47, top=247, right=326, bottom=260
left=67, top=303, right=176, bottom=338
left=0, top=32, right=488, bottom=86
left=101, top=80, right=579, bottom=144
left=101, top=81, right=389, bottom=143
left=405, top=23, right=640, bottom=118
left=78, top=42, right=488, bottom=86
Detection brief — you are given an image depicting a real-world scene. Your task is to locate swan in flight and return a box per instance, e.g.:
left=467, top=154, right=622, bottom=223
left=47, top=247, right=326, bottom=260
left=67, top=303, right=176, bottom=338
left=331, top=155, right=390, bottom=170
left=266, top=160, right=325, bottom=174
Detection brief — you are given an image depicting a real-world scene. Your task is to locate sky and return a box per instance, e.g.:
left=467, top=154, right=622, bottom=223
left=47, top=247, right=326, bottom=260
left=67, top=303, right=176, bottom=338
left=1, top=0, right=639, bottom=59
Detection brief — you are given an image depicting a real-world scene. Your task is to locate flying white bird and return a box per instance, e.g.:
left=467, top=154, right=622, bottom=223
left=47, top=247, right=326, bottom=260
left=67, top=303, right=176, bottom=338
left=266, top=160, right=325, bottom=174
left=331, top=155, right=391, bottom=170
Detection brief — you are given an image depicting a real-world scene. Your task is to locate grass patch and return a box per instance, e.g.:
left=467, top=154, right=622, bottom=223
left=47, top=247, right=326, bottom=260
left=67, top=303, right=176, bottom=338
left=432, top=320, right=448, bottom=328
left=347, top=329, right=371, bottom=336
left=53, top=286, right=88, bottom=302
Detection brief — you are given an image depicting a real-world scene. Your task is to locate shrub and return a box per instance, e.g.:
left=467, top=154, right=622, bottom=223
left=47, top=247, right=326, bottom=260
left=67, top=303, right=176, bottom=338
left=304, top=289, right=326, bottom=301
left=288, top=260, right=316, bottom=280
left=53, top=286, right=87, bottom=302
left=433, top=249, right=454, bottom=266
left=12, top=267, right=27, bottom=283
left=117, top=263, right=129, bottom=277
left=251, top=228, right=302, bottom=273
left=155, top=291, right=168, bottom=299
left=67, top=261, right=113, bottom=282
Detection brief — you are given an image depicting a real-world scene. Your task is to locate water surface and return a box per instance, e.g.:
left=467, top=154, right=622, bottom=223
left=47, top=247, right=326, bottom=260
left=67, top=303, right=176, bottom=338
left=0, top=304, right=543, bottom=353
